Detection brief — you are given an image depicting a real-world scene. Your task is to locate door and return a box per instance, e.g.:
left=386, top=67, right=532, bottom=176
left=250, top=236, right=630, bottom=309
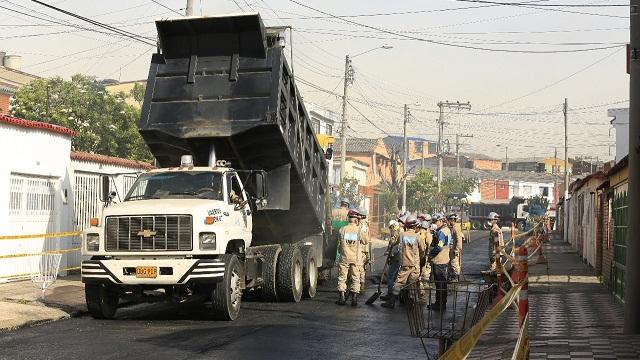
left=226, top=173, right=252, bottom=241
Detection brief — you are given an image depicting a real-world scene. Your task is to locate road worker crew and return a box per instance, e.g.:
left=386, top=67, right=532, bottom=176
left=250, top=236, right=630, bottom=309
left=332, top=199, right=350, bottom=222
left=488, top=212, right=504, bottom=272
left=417, top=215, right=433, bottom=281
left=358, top=208, right=370, bottom=291
left=447, top=213, right=465, bottom=282
left=381, top=214, right=421, bottom=309
left=381, top=220, right=401, bottom=301
left=418, top=217, right=433, bottom=303
left=428, top=213, right=451, bottom=310
left=336, top=209, right=367, bottom=306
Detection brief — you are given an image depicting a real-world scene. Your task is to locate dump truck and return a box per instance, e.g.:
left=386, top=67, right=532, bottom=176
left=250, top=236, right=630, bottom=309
left=468, top=196, right=529, bottom=230
left=80, top=13, right=330, bottom=320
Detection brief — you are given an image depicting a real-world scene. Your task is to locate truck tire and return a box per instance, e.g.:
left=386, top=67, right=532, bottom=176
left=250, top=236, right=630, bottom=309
left=259, top=246, right=281, bottom=301
left=211, top=254, right=242, bottom=321
left=300, top=246, right=317, bottom=299
left=482, top=221, right=492, bottom=230
left=471, top=220, right=481, bottom=230
left=276, top=244, right=303, bottom=302
left=85, top=284, right=119, bottom=319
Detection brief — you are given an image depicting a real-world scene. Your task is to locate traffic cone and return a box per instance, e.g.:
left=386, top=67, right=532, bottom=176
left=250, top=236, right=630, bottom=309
left=536, top=239, right=547, bottom=264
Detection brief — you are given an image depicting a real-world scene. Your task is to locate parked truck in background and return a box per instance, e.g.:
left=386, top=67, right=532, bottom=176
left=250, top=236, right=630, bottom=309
left=81, top=13, right=331, bottom=320
left=468, top=196, right=529, bottom=230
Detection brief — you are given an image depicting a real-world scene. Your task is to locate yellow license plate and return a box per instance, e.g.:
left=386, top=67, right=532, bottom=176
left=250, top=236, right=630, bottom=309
left=135, top=266, right=157, bottom=278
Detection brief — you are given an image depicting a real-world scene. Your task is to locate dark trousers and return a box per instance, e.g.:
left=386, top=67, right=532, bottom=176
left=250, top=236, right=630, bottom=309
left=433, top=264, right=448, bottom=306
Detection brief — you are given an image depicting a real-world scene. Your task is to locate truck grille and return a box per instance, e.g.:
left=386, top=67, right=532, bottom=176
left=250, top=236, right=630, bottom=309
left=105, top=215, right=193, bottom=251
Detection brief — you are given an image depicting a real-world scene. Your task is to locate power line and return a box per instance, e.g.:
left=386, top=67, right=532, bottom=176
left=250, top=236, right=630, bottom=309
left=30, top=0, right=157, bottom=46
left=455, top=0, right=628, bottom=18
left=456, top=1, right=629, bottom=7
left=287, top=0, right=627, bottom=54
left=150, top=0, right=184, bottom=16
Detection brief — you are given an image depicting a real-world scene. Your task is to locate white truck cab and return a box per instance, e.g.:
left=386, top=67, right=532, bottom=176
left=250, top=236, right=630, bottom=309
left=80, top=156, right=311, bottom=321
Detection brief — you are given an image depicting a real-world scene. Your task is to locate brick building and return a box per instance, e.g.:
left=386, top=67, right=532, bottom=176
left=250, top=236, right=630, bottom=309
left=0, top=55, right=39, bottom=114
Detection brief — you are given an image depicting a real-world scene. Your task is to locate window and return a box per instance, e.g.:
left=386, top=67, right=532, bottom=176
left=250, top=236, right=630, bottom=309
left=124, top=172, right=224, bottom=201
left=539, top=186, right=549, bottom=197
left=226, top=173, right=245, bottom=204
left=612, top=184, right=628, bottom=301
left=326, top=123, right=333, bottom=136
left=522, top=185, right=532, bottom=197
left=9, top=174, right=56, bottom=219
left=416, top=141, right=423, bottom=154
left=311, top=119, right=320, bottom=134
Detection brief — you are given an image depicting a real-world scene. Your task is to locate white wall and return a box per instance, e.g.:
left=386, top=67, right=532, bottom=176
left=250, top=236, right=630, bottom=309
left=509, top=181, right=555, bottom=204
left=0, top=123, right=73, bottom=279
left=608, top=107, right=629, bottom=162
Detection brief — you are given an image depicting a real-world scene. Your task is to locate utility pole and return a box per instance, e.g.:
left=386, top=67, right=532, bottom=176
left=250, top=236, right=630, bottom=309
left=554, top=147, right=558, bottom=209
left=421, top=141, right=425, bottom=169
left=185, top=0, right=195, bottom=16
left=339, top=55, right=353, bottom=184
left=402, top=104, right=408, bottom=212
left=455, top=133, right=473, bottom=176
left=563, top=98, right=569, bottom=209
left=625, top=0, right=640, bottom=334
left=504, top=146, right=509, bottom=171
left=437, top=101, right=471, bottom=191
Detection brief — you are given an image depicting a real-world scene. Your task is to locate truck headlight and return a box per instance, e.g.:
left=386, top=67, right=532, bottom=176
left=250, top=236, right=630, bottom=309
left=86, top=233, right=99, bottom=252
left=199, top=232, right=216, bottom=250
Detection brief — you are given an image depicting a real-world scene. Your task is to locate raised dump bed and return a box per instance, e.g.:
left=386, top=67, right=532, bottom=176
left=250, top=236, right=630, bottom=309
left=138, top=13, right=328, bottom=246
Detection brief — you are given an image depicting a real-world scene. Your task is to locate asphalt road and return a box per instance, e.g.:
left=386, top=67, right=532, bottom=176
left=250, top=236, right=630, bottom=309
left=0, top=230, right=504, bottom=360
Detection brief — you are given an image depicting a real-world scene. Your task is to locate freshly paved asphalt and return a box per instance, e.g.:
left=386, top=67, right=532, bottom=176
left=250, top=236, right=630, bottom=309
left=0, top=230, right=499, bottom=360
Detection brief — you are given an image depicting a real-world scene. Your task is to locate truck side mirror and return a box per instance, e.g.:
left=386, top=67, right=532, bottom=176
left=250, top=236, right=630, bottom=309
left=100, top=175, right=110, bottom=203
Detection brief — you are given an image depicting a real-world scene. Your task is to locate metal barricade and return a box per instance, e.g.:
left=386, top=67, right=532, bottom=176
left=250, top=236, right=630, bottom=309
left=401, top=280, right=494, bottom=357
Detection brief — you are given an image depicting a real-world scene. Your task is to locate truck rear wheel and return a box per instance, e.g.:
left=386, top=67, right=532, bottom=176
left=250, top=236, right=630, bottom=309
left=300, top=246, right=317, bottom=299
left=85, top=284, right=119, bottom=319
left=259, top=246, right=281, bottom=301
left=276, top=244, right=303, bottom=302
left=211, top=254, right=242, bottom=321
left=482, top=221, right=492, bottom=230
left=471, top=221, right=481, bottom=230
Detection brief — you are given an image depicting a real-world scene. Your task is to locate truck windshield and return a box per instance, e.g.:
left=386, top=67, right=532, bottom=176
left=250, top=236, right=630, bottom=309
left=124, top=172, right=224, bottom=201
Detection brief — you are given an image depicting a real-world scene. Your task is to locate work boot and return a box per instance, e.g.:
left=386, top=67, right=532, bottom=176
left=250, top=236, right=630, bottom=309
left=336, top=291, right=346, bottom=305
left=351, top=292, right=358, bottom=307
left=380, top=294, right=396, bottom=309
left=380, top=293, right=391, bottom=301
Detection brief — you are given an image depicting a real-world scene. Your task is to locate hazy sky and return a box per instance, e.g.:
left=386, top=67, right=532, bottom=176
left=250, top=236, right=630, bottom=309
left=1, top=0, right=630, bottom=161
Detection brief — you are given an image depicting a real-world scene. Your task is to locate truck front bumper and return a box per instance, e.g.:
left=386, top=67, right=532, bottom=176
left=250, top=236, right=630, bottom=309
left=81, top=258, right=226, bottom=285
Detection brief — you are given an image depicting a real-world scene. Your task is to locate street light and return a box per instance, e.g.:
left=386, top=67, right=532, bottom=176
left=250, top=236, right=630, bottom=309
left=497, top=144, right=509, bottom=171
left=339, top=44, right=394, bottom=184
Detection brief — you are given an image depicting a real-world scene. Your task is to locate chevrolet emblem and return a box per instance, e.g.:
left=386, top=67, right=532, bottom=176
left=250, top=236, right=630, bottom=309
left=137, top=229, right=157, bottom=238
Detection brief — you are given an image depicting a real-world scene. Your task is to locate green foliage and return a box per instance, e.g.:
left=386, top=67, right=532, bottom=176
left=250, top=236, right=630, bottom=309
left=340, top=176, right=362, bottom=207
left=406, top=169, right=438, bottom=212
left=405, top=171, right=478, bottom=213
left=527, top=194, right=550, bottom=211
left=130, top=82, right=145, bottom=107
left=10, top=74, right=153, bottom=162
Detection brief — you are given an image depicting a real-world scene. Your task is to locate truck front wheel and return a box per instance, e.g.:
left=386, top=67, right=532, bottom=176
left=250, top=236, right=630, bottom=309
left=211, top=254, right=242, bottom=321
left=85, top=284, right=119, bottom=319
left=276, top=244, right=303, bottom=302
left=301, top=246, right=317, bottom=299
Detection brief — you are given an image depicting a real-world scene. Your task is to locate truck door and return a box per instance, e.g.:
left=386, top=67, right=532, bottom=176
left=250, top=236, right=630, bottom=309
left=226, top=172, right=252, bottom=240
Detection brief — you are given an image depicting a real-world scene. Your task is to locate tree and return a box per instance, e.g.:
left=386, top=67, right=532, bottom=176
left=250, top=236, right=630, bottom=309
left=406, top=169, right=438, bottom=213
left=10, top=74, right=153, bottom=162
left=527, top=194, right=549, bottom=215
left=129, top=82, right=145, bottom=107
left=339, top=176, right=362, bottom=208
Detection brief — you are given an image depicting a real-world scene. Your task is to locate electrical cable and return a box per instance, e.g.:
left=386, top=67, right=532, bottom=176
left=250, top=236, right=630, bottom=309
left=30, top=0, right=157, bottom=46
left=150, top=0, right=183, bottom=16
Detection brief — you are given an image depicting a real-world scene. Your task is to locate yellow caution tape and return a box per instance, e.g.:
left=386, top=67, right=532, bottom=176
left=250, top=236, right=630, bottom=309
left=0, top=266, right=81, bottom=279
left=0, top=231, right=81, bottom=241
left=440, top=282, right=523, bottom=360
left=0, top=248, right=81, bottom=260
left=511, top=313, right=529, bottom=360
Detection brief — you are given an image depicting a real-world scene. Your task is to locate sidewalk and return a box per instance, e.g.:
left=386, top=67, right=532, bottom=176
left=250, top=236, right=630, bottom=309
left=0, top=274, right=85, bottom=331
left=468, top=233, right=640, bottom=359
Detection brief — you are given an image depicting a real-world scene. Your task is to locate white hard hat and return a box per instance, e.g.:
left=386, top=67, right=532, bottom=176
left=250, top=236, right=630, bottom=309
left=388, top=220, right=398, bottom=228
left=487, top=212, right=501, bottom=220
